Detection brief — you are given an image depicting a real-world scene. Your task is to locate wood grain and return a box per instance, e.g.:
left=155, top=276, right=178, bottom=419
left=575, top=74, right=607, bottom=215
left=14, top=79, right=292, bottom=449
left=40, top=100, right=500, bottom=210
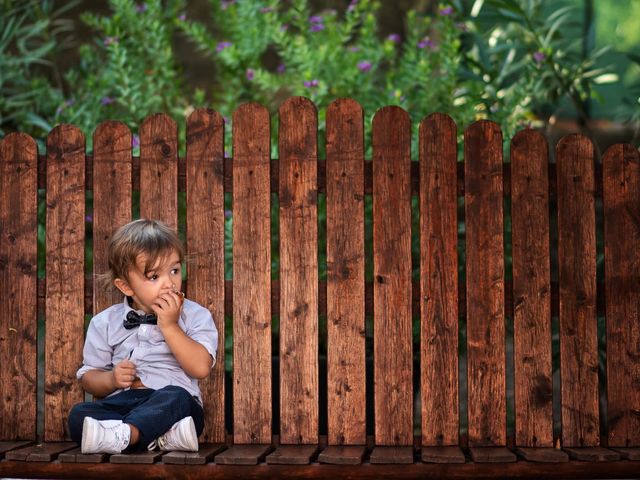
left=92, top=121, right=132, bottom=313
left=464, top=121, right=506, bottom=447
left=372, top=106, right=413, bottom=446
left=511, top=129, right=553, bottom=447
left=0, top=133, right=38, bottom=441
left=556, top=134, right=599, bottom=447
left=45, top=125, right=85, bottom=441
left=186, top=108, right=226, bottom=443
left=139, top=114, right=178, bottom=228
left=232, top=103, right=272, bottom=444
left=419, top=113, right=459, bottom=446
left=278, top=97, right=318, bottom=444
left=603, top=143, right=640, bottom=447
left=325, top=98, right=366, bottom=446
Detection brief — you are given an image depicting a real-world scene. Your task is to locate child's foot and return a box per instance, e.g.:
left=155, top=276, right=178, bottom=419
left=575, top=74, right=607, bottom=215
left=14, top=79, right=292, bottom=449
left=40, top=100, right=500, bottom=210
left=81, top=417, right=130, bottom=454
left=147, top=416, right=198, bottom=452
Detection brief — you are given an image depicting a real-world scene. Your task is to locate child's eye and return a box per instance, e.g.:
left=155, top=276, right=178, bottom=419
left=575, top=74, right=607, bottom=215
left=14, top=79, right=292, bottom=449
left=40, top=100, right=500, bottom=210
left=171, top=268, right=180, bottom=275
left=147, top=274, right=158, bottom=281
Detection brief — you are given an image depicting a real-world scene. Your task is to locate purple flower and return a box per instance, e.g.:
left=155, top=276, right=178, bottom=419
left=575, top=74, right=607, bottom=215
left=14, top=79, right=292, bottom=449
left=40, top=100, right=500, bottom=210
left=347, top=0, right=358, bottom=12
left=103, top=36, right=118, bottom=46
left=303, top=79, right=319, bottom=88
left=439, top=6, right=454, bottom=16
left=309, top=15, right=324, bottom=31
left=224, top=210, right=232, bottom=219
left=309, top=15, right=323, bottom=24
left=85, top=214, right=93, bottom=223
left=216, top=41, right=232, bottom=52
left=277, top=63, right=286, bottom=74
left=221, top=0, right=236, bottom=9
left=246, top=68, right=255, bottom=81
left=178, top=13, right=186, bottom=21
left=418, top=37, right=436, bottom=49
left=135, top=3, right=147, bottom=13
left=386, top=33, right=401, bottom=43
left=65, top=98, right=75, bottom=107
left=260, top=7, right=273, bottom=13
left=348, top=46, right=360, bottom=52
left=357, top=61, right=372, bottom=72
left=310, top=23, right=325, bottom=32
left=132, top=134, right=140, bottom=149
left=280, top=24, right=289, bottom=31
left=533, top=51, right=545, bottom=64
left=100, top=96, right=115, bottom=105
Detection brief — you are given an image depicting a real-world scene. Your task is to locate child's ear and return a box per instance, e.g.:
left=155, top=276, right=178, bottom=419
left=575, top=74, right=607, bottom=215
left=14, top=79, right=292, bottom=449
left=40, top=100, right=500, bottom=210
left=114, top=278, right=134, bottom=296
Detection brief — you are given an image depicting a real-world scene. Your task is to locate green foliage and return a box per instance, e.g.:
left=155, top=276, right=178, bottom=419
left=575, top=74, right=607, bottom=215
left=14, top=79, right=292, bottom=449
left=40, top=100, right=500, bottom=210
left=0, top=0, right=76, bottom=137
left=55, top=0, right=189, bottom=151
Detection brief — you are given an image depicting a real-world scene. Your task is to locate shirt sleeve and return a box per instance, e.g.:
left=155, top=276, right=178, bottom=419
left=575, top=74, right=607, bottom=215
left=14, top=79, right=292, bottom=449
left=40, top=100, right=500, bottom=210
left=185, top=307, right=219, bottom=367
left=76, top=316, right=114, bottom=379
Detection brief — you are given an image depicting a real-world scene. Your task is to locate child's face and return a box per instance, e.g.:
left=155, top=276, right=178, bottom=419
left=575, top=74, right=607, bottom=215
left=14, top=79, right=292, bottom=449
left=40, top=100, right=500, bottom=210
left=114, top=249, right=183, bottom=314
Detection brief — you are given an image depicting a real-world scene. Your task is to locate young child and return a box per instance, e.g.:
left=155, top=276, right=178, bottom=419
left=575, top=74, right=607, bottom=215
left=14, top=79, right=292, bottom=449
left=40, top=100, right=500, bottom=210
left=68, top=218, right=218, bottom=454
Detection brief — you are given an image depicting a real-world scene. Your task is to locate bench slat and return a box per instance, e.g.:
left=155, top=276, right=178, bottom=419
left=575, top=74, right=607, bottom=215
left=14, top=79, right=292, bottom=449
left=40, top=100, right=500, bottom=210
left=162, top=443, right=225, bottom=464
left=511, top=129, right=553, bottom=447
left=464, top=121, right=506, bottom=446
left=421, top=446, right=466, bottom=463
left=556, top=135, right=599, bottom=447
left=266, top=444, right=318, bottom=464
left=93, top=121, right=132, bottom=313
left=514, top=447, right=569, bottom=463
left=58, top=446, right=107, bottom=463
left=140, top=113, right=178, bottom=229
left=419, top=113, right=459, bottom=446
left=468, top=447, right=516, bottom=463
left=326, top=98, right=366, bottom=446
left=186, top=109, right=226, bottom=443
left=110, top=450, right=164, bottom=464
left=372, top=107, right=413, bottom=446
left=45, top=125, right=85, bottom=441
left=232, top=103, right=272, bottom=444
left=318, top=445, right=365, bottom=464
left=563, top=447, right=620, bottom=462
left=278, top=97, right=319, bottom=444
left=214, top=444, right=272, bottom=465
left=0, top=133, right=38, bottom=441
left=603, top=144, right=640, bottom=447
left=5, top=442, right=75, bottom=462
left=369, top=446, right=414, bottom=464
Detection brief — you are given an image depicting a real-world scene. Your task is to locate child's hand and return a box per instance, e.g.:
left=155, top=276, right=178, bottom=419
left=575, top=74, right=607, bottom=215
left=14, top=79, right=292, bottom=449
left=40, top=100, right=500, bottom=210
left=112, top=359, right=136, bottom=389
left=152, top=288, right=184, bottom=331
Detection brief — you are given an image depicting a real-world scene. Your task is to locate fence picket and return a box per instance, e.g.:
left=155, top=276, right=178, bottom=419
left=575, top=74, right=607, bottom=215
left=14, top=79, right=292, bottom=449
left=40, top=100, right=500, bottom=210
left=93, top=121, right=132, bottom=314
left=604, top=144, right=640, bottom=447
left=465, top=120, right=506, bottom=447
left=232, top=103, right=272, bottom=444
left=419, top=113, right=459, bottom=447
left=140, top=114, right=178, bottom=229
left=0, top=133, right=38, bottom=441
left=372, top=106, right=413, bottom=446
left=326, top=98, right=366, bottom=446
left=186, top=109, right=226, bottom=444
left=278, top=97, right=319, bottom=444
left=511, top=129, right=553, bottom=447
left=45, top=125, right=85, bottom=441
left=557, top=134, right=598, bottom=447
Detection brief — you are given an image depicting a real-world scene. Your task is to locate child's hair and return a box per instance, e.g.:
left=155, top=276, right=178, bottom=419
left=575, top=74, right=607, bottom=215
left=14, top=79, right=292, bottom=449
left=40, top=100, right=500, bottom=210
left=100, top=218, right=184, bottom=290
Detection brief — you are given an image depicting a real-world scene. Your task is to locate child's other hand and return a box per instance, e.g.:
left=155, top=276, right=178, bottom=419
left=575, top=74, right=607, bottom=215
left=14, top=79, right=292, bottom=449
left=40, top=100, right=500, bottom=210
left=113, top=359, right=136, bottom=389
left=152, top=289, right=184, bottom=331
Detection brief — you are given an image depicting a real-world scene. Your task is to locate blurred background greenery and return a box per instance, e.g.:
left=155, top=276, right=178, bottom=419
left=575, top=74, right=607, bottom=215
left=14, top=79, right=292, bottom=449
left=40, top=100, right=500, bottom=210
left=1, top=0, right=638, bottom=154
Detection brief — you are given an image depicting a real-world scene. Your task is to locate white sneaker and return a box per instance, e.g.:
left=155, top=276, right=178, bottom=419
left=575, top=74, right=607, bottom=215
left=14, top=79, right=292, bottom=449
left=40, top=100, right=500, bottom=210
left=147, top=416, right=198, bottom=452
left=81, top=417, right=131, bottom=454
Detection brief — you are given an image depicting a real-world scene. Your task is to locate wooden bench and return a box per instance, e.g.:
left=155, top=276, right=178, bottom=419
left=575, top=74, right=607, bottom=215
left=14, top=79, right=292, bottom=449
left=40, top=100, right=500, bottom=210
left=1, top=97, right=639, bottom=479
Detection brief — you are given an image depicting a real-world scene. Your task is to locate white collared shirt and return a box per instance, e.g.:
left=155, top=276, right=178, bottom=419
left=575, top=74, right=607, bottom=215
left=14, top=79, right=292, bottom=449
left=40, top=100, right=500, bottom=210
left=76, top=297, right=218, bottom=404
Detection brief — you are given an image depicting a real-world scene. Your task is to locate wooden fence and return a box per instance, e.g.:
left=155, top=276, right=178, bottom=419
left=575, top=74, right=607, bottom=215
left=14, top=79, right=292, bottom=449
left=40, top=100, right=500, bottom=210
left=1, top=97, right=639, bottom=456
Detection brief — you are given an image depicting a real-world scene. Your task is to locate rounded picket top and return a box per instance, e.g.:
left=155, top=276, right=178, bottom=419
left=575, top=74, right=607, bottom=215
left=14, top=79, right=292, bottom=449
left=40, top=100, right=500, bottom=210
left=0, top=131, right=38, bottom=159
left=511, top=127, right=547, bottom=156
left=93, top=120, right=131, bottom=148
left=279, top=96, right=318, bottom=117
left=46, top=124, right=86, bottom=157
left=603, top=142, right=639, bottom=169
left=464, top=118, right=502, bottom=142
left=139, top=112, right=178, bottom=136
left=556, top=132, right=593, bottom=154
left=419, top=112, right=456, bottom=137
left=233, top=101, right=270, bottom=123
left=327, top=97, right=363, bottom=118
left=232, top=102, right=271, bottom=155
left=187, top=107, right=225, bottom=129
left=372, top=104, right=411, bottom=125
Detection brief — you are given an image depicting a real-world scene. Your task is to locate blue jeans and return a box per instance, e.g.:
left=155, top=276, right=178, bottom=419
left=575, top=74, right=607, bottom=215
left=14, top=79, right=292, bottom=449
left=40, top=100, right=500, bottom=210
left=68, top=386, right=204, bottom=452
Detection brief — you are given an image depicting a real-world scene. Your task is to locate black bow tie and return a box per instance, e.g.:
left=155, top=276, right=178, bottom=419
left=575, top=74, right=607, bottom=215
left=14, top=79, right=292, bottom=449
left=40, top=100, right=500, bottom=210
left=123, top=310, right=157, bottom=330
